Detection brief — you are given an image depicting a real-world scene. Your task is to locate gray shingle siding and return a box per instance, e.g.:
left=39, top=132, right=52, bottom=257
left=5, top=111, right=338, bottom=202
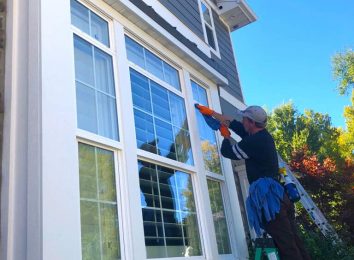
left=158, top=0, right=204, bottom=39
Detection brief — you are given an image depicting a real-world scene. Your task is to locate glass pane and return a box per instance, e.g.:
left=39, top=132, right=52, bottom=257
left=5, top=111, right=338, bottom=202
left=131, top=69, right=152, bottom=112
left=100, top=204, right=120, bottom=260
left=192, top=81, right=221, bottom=174
left=94, top=48, right=115, bottom=95
left=97, top=93, right=119, bottom=140
left=169, top=93, right=187, bottom=130
left=138, top=161, right=202, bottom=258
left=80, top=201, right=100, bottom=260
left=173, top=127, right=193, bottom=165
left=74, top=36, right=94, bottom=87
left=71, top=0, right=90, bottom=35
left=97, top=148, right=116, bottom=201
left=134, top=109, right=156, bottom=152
left=151, top=82, right=171, bottom=122
left=76, top=82, right=97, bottom=134
left=79, top=143, right=97, bottom=199
left=125, top=36, right=145, bottom=69
left=91, top=12, right=109, bottom=47
left=207, top=180, right=231, bottom=254
left=145, top=50, right=164, bottom=80
left=201, top=2, right=212, bottom=26
left=206, top=25, right=216, bottom=49
left=155, top=119, right=175, bottom=159
left=163, top=62, right=180, bottom=90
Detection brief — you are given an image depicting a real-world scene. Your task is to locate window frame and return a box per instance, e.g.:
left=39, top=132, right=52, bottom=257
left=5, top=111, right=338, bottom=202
left=71, top=0, right=123, bottom=147
left=125, top=33, right=196, bottom=169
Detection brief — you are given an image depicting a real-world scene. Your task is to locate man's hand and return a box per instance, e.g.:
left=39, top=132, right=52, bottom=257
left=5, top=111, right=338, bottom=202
left=220, top=125, right=231, bottom=138
left=195, top=104, right=215, bottom=116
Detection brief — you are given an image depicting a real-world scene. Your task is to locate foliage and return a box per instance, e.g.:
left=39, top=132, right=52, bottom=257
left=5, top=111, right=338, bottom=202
left=338, top=90, right=354, bottom=162
left=332, top=49, right=354, bottom=96
left=267, top=102, right=341, bottom=163
left=298, top=227, right=354, bottom=260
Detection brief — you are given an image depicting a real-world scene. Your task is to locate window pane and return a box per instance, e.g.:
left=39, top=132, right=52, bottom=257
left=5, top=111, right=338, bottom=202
left=206, top=26, right=216, bottom=49
left=80, top=201, right=101, bottom=260
left=125, top=36, right=146, bottom=69
left=94, top=48, right=115, bottom=95
left=151, top=82, right=171, bottom=122
left=201, top=2, right=212, bottom=26
left=71, top=0, right=90, bottom=35
left=155, top=119, right=175, bottom=159
left=131, top=69, right=193, bottom=165
left=138, top=161, right=202, bottom=258
left=134, top=109, right=156, bottom=152
left=163, top=63, right=180, bottom=91
left=79, top=143, right=97, bottom=199
left=145, top=50, right=164, bottom=80
left=174, top=127, right=193, bottom=165
left=97, top=93, right=119, bottom=141
left=74, top=36, right=94, bottom=87
left=76, top=82, right=98, bottom=134
left=79, top=144, right=121, bottom=260
left=91, top=12, right=110, bottom=47
left=207, top=180, right=231, bottom=255
left=192, top=81, right=221, bottom=174
left=169, top=93, right=187, bottom=130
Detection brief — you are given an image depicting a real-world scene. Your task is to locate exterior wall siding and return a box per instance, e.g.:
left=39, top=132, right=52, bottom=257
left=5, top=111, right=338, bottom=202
left=213, top=11, right=244, bottom=101
left=158, top=0, right=204, bottom=39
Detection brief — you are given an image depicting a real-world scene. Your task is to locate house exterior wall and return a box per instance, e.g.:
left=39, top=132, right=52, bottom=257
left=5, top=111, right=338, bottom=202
left=1, top=0, right=253, bottom=259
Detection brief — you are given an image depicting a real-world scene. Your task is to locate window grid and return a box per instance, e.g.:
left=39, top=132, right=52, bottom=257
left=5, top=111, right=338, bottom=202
left=139, top=161, right=202, bottom=258
left=125, top=35, right=181, bottom=91
left=131, top=68, right=193, bottom=165
left=79, top=143, right=121, bottom=260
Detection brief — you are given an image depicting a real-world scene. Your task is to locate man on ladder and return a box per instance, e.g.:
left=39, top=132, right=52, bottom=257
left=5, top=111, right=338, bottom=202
left=196, top=104, right=311, bottom=260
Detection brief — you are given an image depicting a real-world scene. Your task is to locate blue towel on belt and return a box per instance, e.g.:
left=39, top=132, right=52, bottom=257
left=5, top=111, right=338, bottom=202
left=246, top=177, right=284, bottom=236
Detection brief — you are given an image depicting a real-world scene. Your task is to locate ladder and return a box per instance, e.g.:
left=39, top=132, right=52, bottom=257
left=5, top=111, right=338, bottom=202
left=278, top=156, right=338, bottom=238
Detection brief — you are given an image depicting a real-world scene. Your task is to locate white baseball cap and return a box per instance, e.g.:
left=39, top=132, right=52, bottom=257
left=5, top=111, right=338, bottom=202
left=239, top=106, right=267, bottom=126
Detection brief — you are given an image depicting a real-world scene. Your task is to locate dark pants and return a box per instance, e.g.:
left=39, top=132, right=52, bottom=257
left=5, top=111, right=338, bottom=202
left=264, top=194, right=311, bottom=260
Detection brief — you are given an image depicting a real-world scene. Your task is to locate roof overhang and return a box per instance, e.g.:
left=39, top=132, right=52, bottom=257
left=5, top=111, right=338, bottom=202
left=215, top=0, right=257, bottom=31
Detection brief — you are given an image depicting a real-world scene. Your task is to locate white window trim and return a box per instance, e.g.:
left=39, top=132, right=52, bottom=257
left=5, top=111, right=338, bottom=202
left=198, top=0, right=221, bottom=58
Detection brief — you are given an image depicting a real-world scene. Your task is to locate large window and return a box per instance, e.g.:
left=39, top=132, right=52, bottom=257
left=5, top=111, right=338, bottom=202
left=192, top=80, right=221, bottom=174
left=71, top=0, right=119, bottom=141
left=78, top=143, right=121, bottom=260
left=138, top=160, right=202, bottom=258
left=207, top=180, right=231, bottom=255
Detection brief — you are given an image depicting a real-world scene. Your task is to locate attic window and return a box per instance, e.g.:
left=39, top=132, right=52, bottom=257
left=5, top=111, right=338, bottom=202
left=200, top=1, right=217, bottom=50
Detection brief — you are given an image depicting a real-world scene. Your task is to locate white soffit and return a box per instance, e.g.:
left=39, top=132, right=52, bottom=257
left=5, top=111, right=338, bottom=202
left=216, top=0, right=257, bottom=31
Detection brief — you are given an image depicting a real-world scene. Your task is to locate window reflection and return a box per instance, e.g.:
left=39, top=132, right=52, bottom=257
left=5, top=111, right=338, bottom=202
left=131, top=69, right=193, bottom=165
left=138, top=161, right=202, bottom=258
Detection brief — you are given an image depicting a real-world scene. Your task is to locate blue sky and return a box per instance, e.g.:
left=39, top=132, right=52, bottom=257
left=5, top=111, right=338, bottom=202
left=231, top=0, right=354, bottom=127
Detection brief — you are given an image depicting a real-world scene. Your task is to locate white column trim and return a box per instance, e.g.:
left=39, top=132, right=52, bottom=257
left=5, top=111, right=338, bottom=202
left=114, top=21, right=146, bottom=260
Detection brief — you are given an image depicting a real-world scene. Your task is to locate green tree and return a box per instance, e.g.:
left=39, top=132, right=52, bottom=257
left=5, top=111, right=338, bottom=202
left=332, top=49, right=354, bottom=96
left=338, top=91, right=354, bottom=162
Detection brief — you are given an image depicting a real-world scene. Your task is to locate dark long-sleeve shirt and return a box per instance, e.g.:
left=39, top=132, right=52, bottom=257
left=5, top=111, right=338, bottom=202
left=221, top=120, right=279, bottom=184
